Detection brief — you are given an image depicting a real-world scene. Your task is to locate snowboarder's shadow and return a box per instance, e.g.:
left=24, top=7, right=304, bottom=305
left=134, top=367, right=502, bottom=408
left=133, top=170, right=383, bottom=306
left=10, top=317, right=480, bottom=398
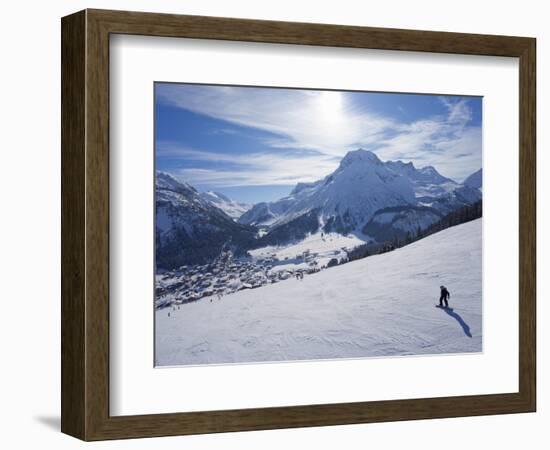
left=438, top=306, right=472, bottom=338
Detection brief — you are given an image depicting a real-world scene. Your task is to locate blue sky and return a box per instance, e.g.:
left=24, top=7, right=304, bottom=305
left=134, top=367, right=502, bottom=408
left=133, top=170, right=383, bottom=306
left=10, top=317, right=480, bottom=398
left=155, top=83, right=482, bottom=204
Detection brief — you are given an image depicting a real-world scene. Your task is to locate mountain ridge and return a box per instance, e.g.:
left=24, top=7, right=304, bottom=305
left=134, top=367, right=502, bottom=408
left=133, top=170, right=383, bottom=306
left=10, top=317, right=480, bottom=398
left=239, top=149, right=480, bottom=238
left=155, top=172, right=257, bottom=268
left=464, top=168, right=482, bottom=189
left=156, top=150, right=482, bottom=268
left=199, top=190, right=251, bottom=220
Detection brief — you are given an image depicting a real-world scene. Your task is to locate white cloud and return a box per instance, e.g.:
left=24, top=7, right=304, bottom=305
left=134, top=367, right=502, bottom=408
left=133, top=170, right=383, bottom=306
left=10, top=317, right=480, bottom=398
left=440, top=97, right=473, bottom=127
left=158, top=142, right=339, bottom=187
left=375, top=98, right=481, bottom=180
left=157, top=85, right=481, bottom=185
left=157, top=85, right=394, bottom=157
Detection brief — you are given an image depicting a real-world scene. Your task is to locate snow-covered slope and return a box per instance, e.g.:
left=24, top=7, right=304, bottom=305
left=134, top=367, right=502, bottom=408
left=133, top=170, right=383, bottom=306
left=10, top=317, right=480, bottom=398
left=156, top=171, right=198, bottom=197
left=235, top=197, right=296, bottom=227
left=155, top=219, right=482, bottom=366
left=199, top=191, right=251, bottom=220
left=386, top=160, right=459, bottom=198
left=249, top=230, right=370, bottom=271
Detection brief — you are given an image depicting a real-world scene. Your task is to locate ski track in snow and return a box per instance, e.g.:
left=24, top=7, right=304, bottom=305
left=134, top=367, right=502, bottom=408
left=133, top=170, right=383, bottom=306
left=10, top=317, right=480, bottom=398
left=155, top=219, right=482, bottom=366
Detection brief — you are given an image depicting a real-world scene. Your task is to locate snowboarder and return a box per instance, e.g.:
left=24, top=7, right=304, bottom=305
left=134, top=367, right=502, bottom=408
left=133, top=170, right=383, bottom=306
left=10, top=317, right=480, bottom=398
left=439, top=285, right=450, bottom=308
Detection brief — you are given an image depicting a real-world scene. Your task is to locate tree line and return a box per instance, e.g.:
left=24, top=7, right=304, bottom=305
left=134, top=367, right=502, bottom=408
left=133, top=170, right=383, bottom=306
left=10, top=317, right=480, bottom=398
left=338, top=200, right=482, bottom=266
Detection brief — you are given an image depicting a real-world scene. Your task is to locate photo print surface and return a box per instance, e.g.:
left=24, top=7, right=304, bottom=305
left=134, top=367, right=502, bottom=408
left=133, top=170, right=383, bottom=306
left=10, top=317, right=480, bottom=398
left=154, top=82, right=483, bottom=367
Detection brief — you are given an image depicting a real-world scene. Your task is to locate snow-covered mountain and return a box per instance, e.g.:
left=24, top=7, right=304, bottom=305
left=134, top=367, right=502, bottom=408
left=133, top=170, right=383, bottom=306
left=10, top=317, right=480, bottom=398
left=199, top=191, right=251, bottom=220
left=385, top=160, right=459, bottom=199
left=464, top=168, right=482, bottom=190
left=239, top=149, right=481, bottom=242
left=156, top=172, right=256, bottom=268
left=156, top=219, right=482, bottom=366
left=156, top=152, right=482, bottom=268
left=240, top=150, right=416, bottom=233
left=156, top=170, right=197, bottom=196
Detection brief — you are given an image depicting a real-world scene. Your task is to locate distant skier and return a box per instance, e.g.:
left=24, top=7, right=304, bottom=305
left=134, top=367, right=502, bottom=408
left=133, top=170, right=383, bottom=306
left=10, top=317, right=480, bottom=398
left=439, top=285, right=450, bottom=308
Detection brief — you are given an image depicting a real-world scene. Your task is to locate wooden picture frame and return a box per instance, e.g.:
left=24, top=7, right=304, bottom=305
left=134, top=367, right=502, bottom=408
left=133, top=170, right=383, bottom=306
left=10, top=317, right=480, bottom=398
left=61, top=9, right=536, bottom=441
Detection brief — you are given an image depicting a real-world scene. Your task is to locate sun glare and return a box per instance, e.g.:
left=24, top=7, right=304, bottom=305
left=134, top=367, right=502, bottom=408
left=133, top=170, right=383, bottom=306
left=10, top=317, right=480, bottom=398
left=316, top=91, right=344, bottom=121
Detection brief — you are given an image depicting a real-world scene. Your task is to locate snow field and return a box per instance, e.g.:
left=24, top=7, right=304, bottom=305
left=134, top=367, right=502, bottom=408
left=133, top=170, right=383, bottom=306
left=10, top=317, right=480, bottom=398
left=156, top=219, right=482, bottom=366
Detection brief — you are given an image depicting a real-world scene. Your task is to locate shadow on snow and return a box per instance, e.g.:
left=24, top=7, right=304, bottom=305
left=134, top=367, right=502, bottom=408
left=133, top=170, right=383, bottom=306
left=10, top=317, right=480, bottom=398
left=438, top=306, right=472, bottom=338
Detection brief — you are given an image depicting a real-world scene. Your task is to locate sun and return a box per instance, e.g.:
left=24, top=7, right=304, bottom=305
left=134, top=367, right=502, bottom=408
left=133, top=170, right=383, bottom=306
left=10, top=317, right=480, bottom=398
left=316, top=91, right=344, bottom=121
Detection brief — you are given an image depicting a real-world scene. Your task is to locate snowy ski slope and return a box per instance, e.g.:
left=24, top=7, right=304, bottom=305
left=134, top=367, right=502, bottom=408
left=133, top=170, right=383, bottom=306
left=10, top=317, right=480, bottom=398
left=155, top=219, right=482, bottom=366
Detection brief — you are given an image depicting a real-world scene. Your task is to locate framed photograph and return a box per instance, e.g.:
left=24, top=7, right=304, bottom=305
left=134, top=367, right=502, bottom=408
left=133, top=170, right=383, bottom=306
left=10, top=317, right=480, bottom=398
left=61, top=9, right=536, bottom=440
